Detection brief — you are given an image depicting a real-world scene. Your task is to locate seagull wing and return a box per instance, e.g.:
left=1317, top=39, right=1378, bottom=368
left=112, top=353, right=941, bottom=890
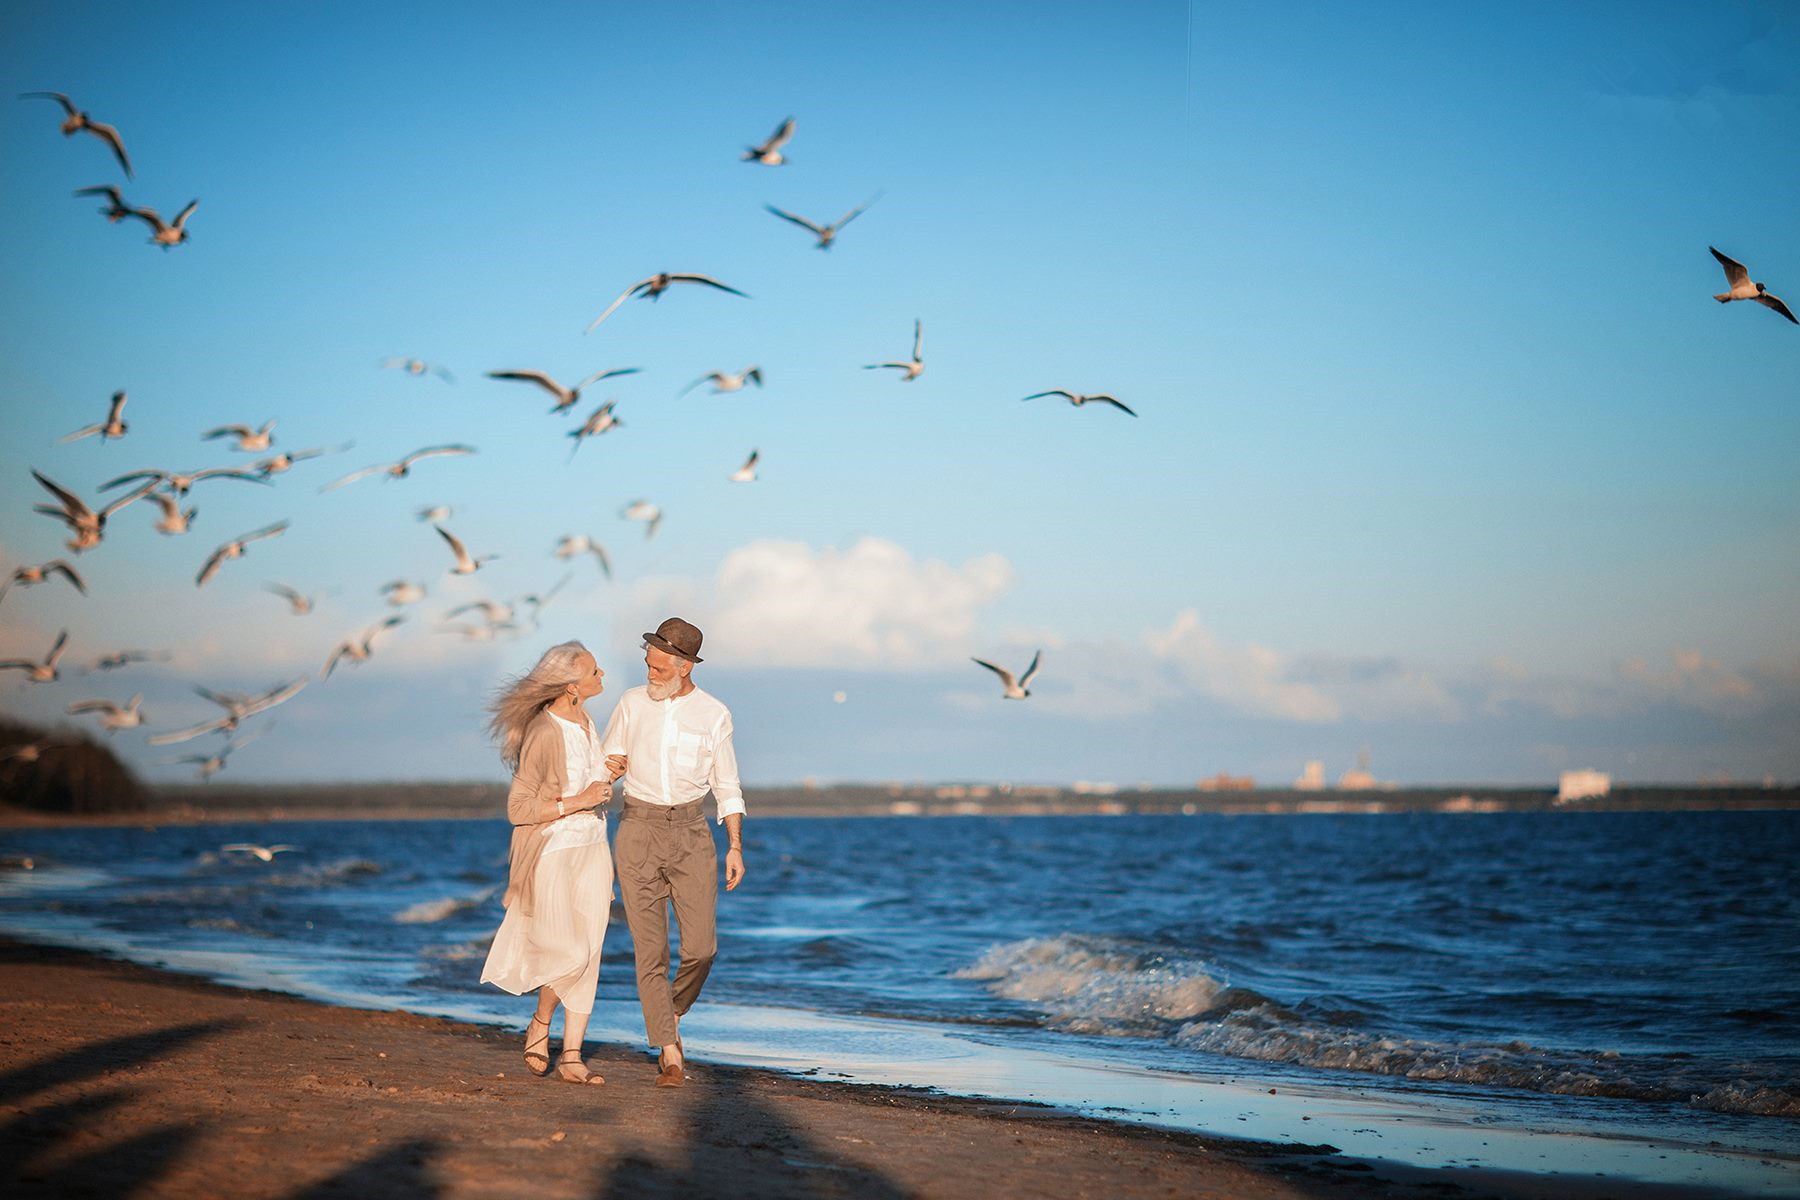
left=1021, top=390, right=1077, bottom=402
left=240, top=521, right=290, bottom=546
left=59, top=424, right=103, bottom=443
left=1090, top=394, right=1138, bottom=416
left=912, top=319, right=923, bottom=360
left=202, top=425, right=253, bottom=440
left=680, top=373, right=723, bottom=396
left=971, top=658, right=1018, bottom=690
left=765, top=116, right=795, bottom=151
left=67, top=698, right=121, bottom=716
left=125, top=205, right=167, bottom=234
left=98, top=478, right=162, bottom=520
left=668, top=274, right=749, bottom=298
left=84, top=119, right=132, bottom=178
left=765, top=205, right=826, bottom=236
left=21, top=91, right=77, bottom=116
left=1017, top=651, right=1043, bottom=689
left=147, top=716, right=233, bottom=746
left=403, top=444, right=476, bottom=467
left=170, top=199, right=198, bottom=228
left=46, top=561, right=87, bottom=593
left=487, top=370, right=566, bottom=400
left=31, top=470, right=89, bottom=518
left=195, top=545, right=230, bottom=587
left=1753, top=292, right=1799, bottom=324
left=584, top=279, right=649, bottom=333
left=1710, top=246, right=1749, bottom=289
left=836, top=195, right=879, bottom=228
left=320, top=464, right=382, bottom=492
left=45, top=631, right=68, bottom=667
left=98, top=469, right=163, bottom=491
left=436, top=524, right=472, bottom=568
left=245, top=677, right=307, bottom=714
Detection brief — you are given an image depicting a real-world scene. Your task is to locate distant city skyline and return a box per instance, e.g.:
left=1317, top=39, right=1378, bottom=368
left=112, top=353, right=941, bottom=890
left=1, top=1, right=1797, bottom=786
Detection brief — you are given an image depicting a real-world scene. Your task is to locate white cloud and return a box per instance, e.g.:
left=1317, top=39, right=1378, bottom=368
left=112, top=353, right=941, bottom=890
left=630, top=537, right=1015, bottom=669
left=1145, top=610, right=1343, bottom=722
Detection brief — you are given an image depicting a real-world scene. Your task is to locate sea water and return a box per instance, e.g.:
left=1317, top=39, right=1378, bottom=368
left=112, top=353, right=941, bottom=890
left=1, top=810, right=1795, bottom=1191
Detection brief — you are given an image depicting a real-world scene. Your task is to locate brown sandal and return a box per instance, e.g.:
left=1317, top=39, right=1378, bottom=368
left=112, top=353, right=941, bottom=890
left=523, top=1014, right=551, bottom=1076
left=556, top=1048, right=604, bottom=1086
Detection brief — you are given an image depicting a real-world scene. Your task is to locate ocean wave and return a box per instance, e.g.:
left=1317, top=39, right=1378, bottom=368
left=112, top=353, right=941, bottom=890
left=954, top=934, right=1230, bottom=1036
left=394, top=885, right=497, bottom=925
left=1690, top=1083, right=1800, bottom=1118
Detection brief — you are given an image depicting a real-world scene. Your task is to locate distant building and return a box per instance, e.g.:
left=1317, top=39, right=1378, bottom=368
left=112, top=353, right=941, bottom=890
left=1196, top=772, right=1256, bottom=792
left=1557, top=769, right=1611, bottom=803
left=1338, top=748, right=1378, bottom=791
left=1295, top=761, right=1326, bottom=791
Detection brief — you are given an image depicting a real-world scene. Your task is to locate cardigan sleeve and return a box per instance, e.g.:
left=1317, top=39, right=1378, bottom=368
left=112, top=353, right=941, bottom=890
left=506, top=719, right=565, bottom=826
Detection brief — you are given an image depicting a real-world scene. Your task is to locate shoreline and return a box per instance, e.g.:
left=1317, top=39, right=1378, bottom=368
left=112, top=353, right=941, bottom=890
left=0, top=935, right=1758, bottom=1200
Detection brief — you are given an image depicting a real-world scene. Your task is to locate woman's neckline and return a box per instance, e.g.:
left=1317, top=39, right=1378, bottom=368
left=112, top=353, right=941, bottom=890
left=548, top=709, right=593, bottom=734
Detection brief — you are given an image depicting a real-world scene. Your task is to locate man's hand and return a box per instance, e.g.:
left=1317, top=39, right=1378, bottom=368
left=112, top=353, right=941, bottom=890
left=724, top=847, right=745, bottom=891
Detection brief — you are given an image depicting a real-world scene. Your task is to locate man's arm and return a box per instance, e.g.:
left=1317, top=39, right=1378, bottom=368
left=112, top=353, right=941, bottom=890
left=711, top=711, right=745, bottom=890
left=721, top=812, right=744, bottom=891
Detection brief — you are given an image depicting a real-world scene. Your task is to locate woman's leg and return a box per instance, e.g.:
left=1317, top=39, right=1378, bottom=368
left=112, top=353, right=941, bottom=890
left=555, top=1006, right=603, bottom=1084
left=524, top=987, right=558, bottom=1074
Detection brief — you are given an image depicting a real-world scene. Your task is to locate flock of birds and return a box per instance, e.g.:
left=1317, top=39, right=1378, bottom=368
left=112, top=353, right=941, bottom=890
left=3, top=92, right=1795, bottom=787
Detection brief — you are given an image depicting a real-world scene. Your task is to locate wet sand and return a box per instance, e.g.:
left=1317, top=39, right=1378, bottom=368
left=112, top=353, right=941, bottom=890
left=1, top=937, right=1746, bottom=1200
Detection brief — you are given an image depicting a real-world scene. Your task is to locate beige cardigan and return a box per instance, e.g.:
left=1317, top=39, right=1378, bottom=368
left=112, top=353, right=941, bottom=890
left=502, top=710, right=577, bottom=916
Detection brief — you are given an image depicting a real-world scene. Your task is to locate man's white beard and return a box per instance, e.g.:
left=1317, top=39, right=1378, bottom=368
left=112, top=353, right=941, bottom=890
left=646, top=677, right=682, bottom=701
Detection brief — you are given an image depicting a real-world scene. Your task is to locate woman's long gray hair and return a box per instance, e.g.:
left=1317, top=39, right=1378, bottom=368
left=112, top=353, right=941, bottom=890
left=488, top=640, right=591, bottom=770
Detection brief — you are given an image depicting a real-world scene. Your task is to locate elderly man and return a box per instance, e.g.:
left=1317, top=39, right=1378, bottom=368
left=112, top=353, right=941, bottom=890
left=600, top=616, right=745, bottom=1086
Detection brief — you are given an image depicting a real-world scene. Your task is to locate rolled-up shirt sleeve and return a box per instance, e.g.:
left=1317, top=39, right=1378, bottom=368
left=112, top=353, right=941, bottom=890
left=709, top=711, right=745, bottom=822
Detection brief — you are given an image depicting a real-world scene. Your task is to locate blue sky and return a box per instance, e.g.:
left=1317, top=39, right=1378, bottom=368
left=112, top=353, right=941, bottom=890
left=1, top=1, right=1796, bottom=787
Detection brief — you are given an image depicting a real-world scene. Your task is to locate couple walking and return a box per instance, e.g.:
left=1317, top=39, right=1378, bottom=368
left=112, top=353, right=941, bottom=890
left=480, top=617, right=745, bottom=1087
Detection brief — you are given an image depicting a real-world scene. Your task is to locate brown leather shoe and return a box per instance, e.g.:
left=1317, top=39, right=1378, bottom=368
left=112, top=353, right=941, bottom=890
left=655, top=1053, right=686, bottom=1088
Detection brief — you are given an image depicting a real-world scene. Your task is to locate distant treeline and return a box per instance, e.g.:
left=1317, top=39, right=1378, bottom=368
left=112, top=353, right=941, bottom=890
left=0, top=715, right=148, bottom=814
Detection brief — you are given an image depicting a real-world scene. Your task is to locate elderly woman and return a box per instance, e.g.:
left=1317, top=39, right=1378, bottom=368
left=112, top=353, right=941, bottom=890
left=480, top=641, right=624, bottom=1085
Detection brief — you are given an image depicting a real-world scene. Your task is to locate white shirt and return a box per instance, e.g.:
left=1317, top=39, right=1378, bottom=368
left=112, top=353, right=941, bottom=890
left=548, top=711, right=604, bottom=796
left=599, top=684, right=744, bottom=822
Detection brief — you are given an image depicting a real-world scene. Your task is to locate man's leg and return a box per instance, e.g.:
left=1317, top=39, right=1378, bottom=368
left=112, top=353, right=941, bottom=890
left=666, top=820, right=719, bottom=1027
left=615, top=818, right=680, bottom=1047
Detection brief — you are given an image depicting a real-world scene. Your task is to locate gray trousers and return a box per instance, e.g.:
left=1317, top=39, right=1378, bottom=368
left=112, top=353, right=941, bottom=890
left=614, top=797, right=717, bottom=1047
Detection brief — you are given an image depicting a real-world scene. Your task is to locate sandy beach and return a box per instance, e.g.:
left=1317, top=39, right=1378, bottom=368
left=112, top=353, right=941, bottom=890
left=1, top=935, right=1737, bottom=1200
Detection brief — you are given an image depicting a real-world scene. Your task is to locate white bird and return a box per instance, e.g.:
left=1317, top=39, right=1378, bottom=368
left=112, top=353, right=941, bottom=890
left=972, top=651, right=1042, bottom=700
left=20, top=91, right=133, bottom=177
left=126, top=199, right=199, bottom=249
left=381, top=357, right=455, bottom=383
left=417, top=505, right=451, bottom=523
left=100, top=465, right=269, bottom=498
left=742, top=116, right=795, bottom=165
left=32, top=470, right=157, bottom=553
left=0, top=631, right=70, bottom=684
left=220, top=843, right=298, bottom=862
left=436, top=525, right=495, bottom=575
left=554, top=535, right=611, bottom=578
left=567, top=401, right=623, bottom=458
left=203, top=419, right=277, bottom=452
left=864, top=319, right=924, bottom=381
left=59, top=390, right=129, bottom=443
left=1, top=559, right=86, bottom=604
left=1022, top=389, right=1137, bottom=417
left=446, top=599, right=515, bottom=626
left=322, top=445, right=475, bottom=492
left=765, top=197, right=877, bottom=250
left=147, top=678, right=307, bottom=745
left=585, top=273, right=749, bottom=334
left=255, top=445, right=343, bottom=478
left=171, top=733, right=259, bottom=781
left=67, top=693, right=145, bottom=732
left=263, top=582, right=315, bottom=615
left=147, top=491, right=196, bottom=535
left=74, top=184, right=133, bottom=222
left=520, top=574, right=572, bottom=629
left=381, top=580, right=426, bottom=606
left=196, top=522, right=289, bottom=587
left=486, top=367, right=640, bottom=414
left=729, top=449, right=760, bottom=483
left=322, top=615, right=405, bottom=679
left=620, top=500, right=662, bottom=540
left=1711, top=247, right=1797, bottom=324
left=680, top=366, right=762, bottom=397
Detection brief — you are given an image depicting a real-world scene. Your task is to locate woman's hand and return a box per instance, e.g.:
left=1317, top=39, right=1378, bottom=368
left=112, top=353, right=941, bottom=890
left=604, top=754, right=627, bottom=781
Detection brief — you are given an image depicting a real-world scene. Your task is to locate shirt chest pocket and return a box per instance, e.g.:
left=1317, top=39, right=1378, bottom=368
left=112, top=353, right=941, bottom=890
left=674, top=730, right=709, bottom=768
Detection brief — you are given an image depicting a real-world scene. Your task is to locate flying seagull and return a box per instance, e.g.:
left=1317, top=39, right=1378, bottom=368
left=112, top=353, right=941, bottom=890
left=147, top=491, right=197, bottom=535
left=554, top=535, right=611, bottom=578
left=20, top=91, right=132, bottom=176
left=1, top=559, right=86, bottom=604
left=680, top=366, right=762, bottom=397
left=1022, top=389, right=1137, bottom=417
left=381, top=357, right=456, bottom=383
left=729, top=449, right=760, bottom=483
left=972, top=651, right=1042, bottom=700
left=865, top=319, right=925, bottom=381
left=435, top=524, right=495, bottom=575
left=59, top=390, right=129, bottom=442
left=417, top=504, right=451, bottom=523
left=322, top=615, right=405, bottom=679
left=171, top=732, right=260, bottom=781
left=86, top=649, right=168, bottom=673
left=742, top=117, right=795, bottom=165
left=67, top=693, right=145, bottom=732
left=487, top=367, right=640, bottom=414
left=567, top=401, right=623, bottom=458
left=1711, top=247, right=1796, bottom=324
left=254, top=445, right=343, bottom=478
left=381, top=580, right=426, bottom=606
left=74, top=184, right=132, bottom=222
left=620, top=499, right=662, bottom=540
left=585, top=273, right=748, bottom=334
left=203, top=419, right=277, bottom=452
left=147, top=678, right=307, bottom=745
left=220, top=842, right=298, bottom=862
left=322, top=445, right=475, bottom=492
left=0, top=631, right=70, bottom=684
left=126, top=199, right=199, bottom=249
left=520, top=574, right=573, bottom=629
left=196, top=522, right=289, bottom=587
left=32, top=470, right=156, bottom=553
left=100, top=466, right=268, bottom=498
left=764, top=197, right=877, bottom=250
left=263, top=582, right=316, bottom=615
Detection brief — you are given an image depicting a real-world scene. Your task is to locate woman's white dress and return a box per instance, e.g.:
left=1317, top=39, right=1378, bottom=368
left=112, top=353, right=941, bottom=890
left=481, top=711, right=614, bottom=1014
